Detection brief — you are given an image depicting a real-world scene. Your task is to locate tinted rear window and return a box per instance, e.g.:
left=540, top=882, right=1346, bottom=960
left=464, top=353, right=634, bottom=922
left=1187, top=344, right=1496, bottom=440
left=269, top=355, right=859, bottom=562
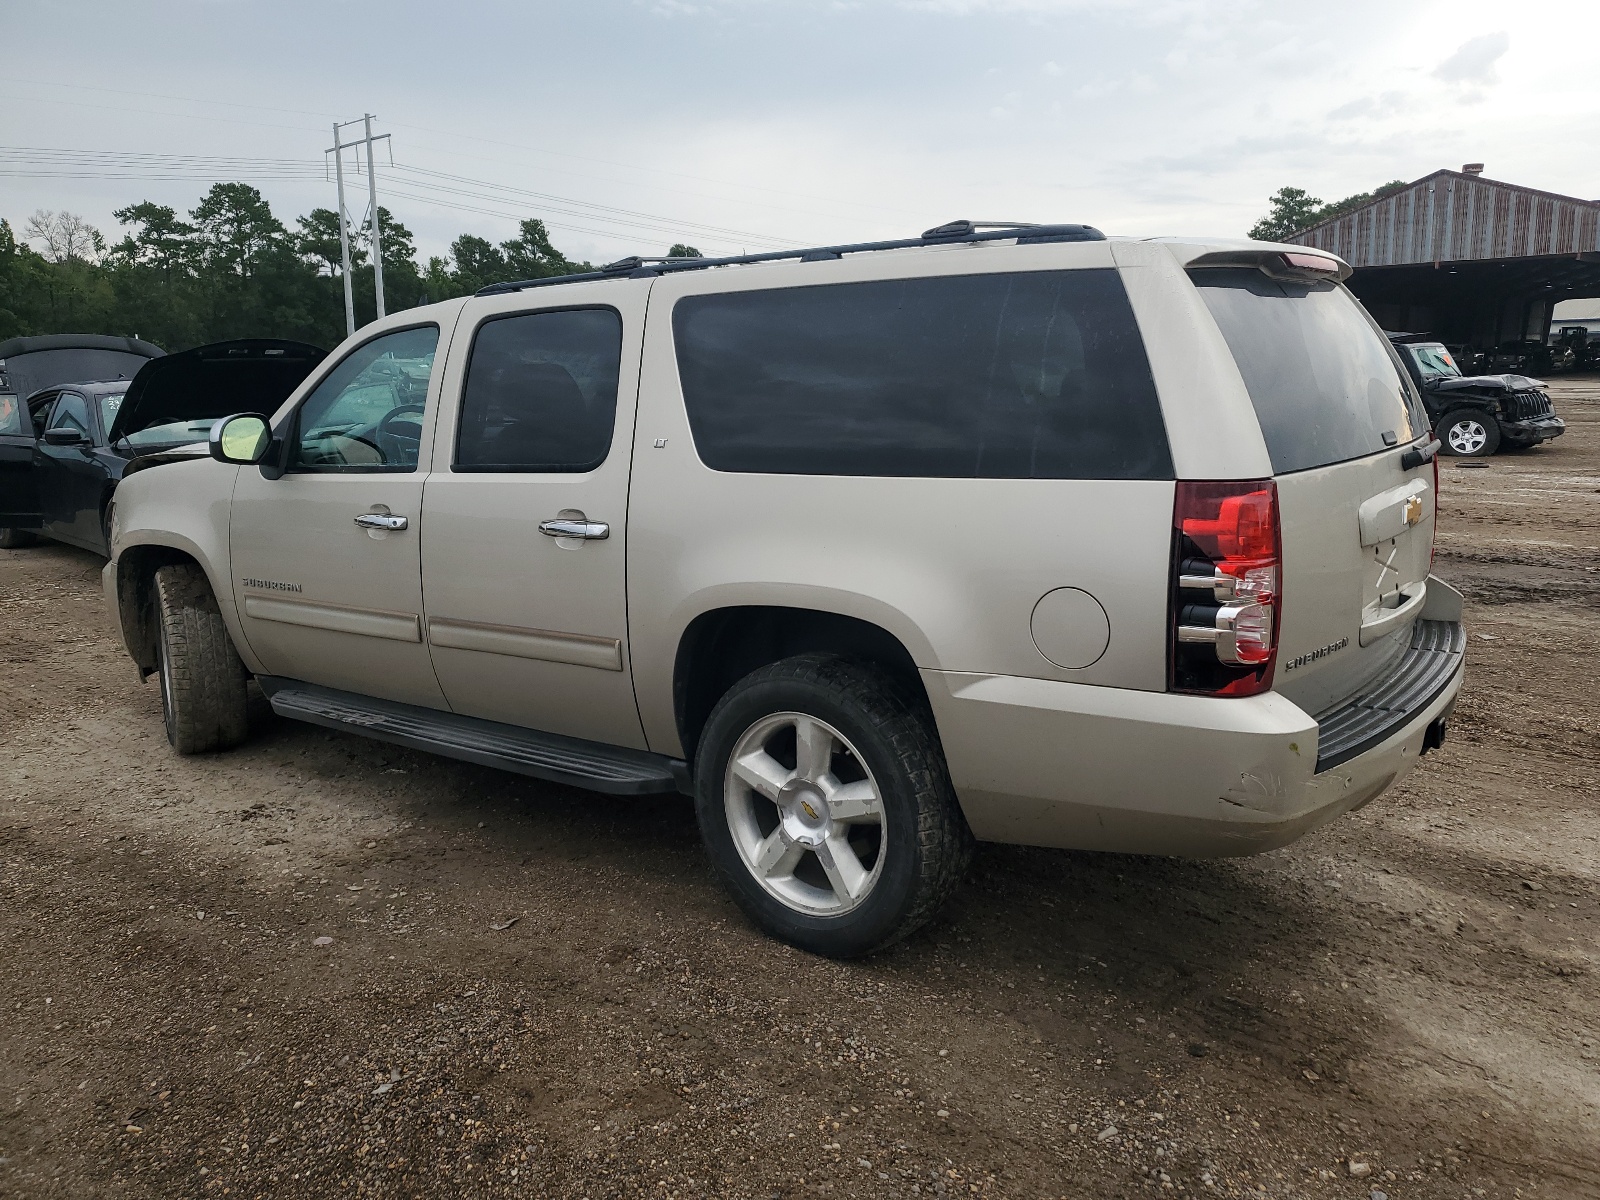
left=1193, top=270, right=1425, bottom=474
left=672, top=269, right=1171, bottom=479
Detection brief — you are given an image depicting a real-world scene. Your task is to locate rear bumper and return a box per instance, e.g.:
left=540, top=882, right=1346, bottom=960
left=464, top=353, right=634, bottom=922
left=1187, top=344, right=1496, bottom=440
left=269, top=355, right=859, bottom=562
left=925, top=597, right=1465, bottom=858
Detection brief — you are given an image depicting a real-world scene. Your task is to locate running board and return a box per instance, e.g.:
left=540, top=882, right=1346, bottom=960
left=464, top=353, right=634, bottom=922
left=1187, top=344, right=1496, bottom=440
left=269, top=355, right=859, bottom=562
left=256, top=677, right=688, bottom=796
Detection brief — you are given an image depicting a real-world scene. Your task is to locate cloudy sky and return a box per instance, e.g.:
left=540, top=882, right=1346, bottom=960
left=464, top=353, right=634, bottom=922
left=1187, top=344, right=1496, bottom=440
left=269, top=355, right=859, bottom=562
left=4, top=0, right=1598, bottom=269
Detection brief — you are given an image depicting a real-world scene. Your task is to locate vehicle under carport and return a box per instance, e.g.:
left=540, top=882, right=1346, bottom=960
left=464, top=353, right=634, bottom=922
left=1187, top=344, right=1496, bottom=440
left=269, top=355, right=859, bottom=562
left=1288, top=165, right=1600, bottom=358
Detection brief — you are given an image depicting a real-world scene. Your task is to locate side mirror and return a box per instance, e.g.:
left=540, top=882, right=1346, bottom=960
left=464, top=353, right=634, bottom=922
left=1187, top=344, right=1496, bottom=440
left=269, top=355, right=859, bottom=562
left=209, top=413, right=272, bottom=465
left=43, top=425, right=91, bottom=447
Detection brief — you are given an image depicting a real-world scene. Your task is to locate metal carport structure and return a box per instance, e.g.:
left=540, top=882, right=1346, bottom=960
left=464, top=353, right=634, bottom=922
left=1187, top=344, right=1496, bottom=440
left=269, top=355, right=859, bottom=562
left=1288, top=167, right=1600, bottom=346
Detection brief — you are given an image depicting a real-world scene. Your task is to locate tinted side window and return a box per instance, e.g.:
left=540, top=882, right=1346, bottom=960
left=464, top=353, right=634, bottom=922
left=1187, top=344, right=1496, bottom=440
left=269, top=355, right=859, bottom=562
left=1193, top=270, right=1425, bottom=474
left=291, top=326, right=438, bottom=473
left=672, top=270, right=1171, bottom=479
left=455, top=308, right=622, bottom=473
left=0, top=394, right=22, bottom=437
left=32, top=395, right=58, bottom=438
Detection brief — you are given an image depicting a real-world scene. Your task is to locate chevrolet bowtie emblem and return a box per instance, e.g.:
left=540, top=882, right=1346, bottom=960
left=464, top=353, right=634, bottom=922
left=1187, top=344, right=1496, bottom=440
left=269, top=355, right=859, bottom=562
left=801, top=801, right=819, bottom=820
left=1403, top=495, right=1423, bottom=527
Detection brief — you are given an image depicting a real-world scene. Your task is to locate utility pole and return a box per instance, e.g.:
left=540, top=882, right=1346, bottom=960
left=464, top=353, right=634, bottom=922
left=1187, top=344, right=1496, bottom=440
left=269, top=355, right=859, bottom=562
left=364, top=114, right=385, bottom=320
left=325, top=116, right=392, bottom=337
left=331, top=122, right=355, bottom=337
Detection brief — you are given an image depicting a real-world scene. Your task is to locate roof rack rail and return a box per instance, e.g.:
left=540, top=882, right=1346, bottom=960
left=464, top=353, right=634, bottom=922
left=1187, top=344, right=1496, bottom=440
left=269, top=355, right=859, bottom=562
left=475, top=219, right=1105, bottom=297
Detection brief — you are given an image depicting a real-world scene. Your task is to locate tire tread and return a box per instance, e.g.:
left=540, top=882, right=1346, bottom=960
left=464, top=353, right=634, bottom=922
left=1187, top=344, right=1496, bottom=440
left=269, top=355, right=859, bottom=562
left=154, top=563, right=249, bottom=754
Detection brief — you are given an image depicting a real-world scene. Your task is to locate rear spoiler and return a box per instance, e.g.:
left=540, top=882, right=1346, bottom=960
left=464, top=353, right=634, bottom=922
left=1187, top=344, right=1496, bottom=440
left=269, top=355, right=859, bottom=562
left=1185, top=249, right=1353, bottom=284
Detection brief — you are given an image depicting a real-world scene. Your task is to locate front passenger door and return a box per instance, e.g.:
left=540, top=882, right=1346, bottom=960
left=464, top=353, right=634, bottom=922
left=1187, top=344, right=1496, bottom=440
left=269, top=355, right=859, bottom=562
left=229, top=323, right=449, bottom=708
left=37, top=391, right=101, bottom=548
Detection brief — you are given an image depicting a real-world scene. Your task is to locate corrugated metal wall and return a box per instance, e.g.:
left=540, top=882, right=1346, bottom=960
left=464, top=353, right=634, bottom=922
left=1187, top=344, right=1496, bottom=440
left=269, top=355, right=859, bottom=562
left=1289, top=172, right=1600, bottom=267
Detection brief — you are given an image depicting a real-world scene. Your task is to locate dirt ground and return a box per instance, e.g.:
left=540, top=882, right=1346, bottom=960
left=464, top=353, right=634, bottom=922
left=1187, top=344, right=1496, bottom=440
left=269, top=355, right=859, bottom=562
left=2, top=381, right=1597, bottom=1200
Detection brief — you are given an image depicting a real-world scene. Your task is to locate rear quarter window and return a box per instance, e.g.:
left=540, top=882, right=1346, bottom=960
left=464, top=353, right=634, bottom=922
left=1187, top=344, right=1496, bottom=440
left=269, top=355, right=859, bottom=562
left=672, top=269, right=1172, bottom=479
left=1192, top=269, right=1425, bottom=474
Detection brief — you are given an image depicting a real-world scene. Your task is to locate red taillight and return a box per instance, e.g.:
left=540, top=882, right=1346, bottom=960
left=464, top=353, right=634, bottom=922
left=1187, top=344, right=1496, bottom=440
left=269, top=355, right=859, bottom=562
left=1170, top=480, right=1282, bottom=696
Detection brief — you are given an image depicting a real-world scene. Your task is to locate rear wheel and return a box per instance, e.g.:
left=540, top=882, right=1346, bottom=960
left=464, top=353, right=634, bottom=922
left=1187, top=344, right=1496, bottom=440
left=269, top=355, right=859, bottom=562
left=694, top=654, right=972, bottom=958
left=0, top=527, right=38, bottom=548
left=1438, top=409, right=1500, bottom=457
left=153, top=562, right=250, bottom=754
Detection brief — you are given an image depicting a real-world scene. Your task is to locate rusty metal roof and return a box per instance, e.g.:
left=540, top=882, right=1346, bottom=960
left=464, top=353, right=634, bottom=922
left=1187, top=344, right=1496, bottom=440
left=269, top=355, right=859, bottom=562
left=1288, top=169, right=1600, bottom=268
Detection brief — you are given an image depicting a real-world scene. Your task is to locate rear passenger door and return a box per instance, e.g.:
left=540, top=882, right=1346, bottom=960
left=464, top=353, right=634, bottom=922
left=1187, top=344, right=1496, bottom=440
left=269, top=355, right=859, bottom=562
left=420, top=283, right=649, bottom=750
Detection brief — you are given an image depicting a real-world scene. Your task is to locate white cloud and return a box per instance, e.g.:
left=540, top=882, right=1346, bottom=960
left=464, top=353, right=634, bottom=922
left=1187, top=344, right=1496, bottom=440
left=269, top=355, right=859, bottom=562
left=1328, top=91, right=1411, bottom=121
left=5, top=0, right=1598, bottom=262
left=1432, top=31, right=1510, bottom=84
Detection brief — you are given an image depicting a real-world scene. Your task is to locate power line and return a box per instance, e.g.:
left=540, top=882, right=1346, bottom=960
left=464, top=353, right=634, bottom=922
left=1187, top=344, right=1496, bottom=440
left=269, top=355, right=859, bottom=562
left=0, top=76, right=912, bottom=221
left=0, top=145, right=804, bottom=250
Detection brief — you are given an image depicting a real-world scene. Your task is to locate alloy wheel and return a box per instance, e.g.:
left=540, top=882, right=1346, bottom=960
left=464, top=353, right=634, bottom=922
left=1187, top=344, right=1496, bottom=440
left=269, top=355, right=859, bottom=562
left=1446, top=418, right=1489, bottom=455
left=723, top=711, right=887, bottom=916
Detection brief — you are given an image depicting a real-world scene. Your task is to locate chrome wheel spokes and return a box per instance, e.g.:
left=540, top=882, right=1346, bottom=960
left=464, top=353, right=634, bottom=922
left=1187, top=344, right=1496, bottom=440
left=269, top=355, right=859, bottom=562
left=724, top=712, right=887, bottom=916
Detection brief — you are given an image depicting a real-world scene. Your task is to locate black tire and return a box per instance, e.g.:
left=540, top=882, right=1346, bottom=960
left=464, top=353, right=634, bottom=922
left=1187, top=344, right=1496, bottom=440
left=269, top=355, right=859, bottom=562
left=153, top=562, right=250, bottom=754
left=0, top=527, right=38, bottom=549
left=694, top=654, right=972, bottom=958
left=1437, top=409, right=1501, bottom=458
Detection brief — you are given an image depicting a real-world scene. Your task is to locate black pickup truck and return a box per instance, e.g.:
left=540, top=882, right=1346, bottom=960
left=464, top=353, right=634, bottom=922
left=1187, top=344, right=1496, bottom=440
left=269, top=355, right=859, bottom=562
left=1388, top=334, right=1565, bottom=457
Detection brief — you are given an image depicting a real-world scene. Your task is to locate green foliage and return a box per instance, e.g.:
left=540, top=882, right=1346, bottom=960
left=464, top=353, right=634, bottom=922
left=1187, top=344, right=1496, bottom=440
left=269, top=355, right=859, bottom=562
left=668, top=243, right=703, bottom=258
left=1, top=185, right=593, bottom=351
left=1249, top=180, right=1412, bottom=241
left=502, top=219, right=572, bottom=280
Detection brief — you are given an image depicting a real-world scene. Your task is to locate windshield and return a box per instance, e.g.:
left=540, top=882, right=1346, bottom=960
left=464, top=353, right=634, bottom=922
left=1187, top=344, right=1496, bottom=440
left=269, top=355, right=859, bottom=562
left=97, top=391, right=127, bottom=431
left=1407, top=343, right=1461, bottom=378
left=121, top=418, right=217, bottom=448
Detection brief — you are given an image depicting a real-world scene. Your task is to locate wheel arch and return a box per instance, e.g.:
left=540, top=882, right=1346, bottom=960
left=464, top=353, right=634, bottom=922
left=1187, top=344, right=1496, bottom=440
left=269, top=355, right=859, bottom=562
left=113, top=539, right=222, bottom=674
left=672, top=605, right=928, bottom=767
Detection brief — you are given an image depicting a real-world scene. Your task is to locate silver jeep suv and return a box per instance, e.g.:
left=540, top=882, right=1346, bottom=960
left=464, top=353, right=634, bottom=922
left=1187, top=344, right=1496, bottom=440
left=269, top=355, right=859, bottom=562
left=104, top=221, right=1465, bottom=957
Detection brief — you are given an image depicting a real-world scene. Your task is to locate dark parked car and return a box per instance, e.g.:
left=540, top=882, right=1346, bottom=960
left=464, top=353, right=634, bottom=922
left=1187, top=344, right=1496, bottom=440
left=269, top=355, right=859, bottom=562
left=1553, top=326, right=1600, bottom=372
left=1485, top=338, right=1578, bottom=375
left=0, top=339, right=325, bottom=554
left=1387, top=334, right=1565, bottom=457
left=1, top=334, right=165, bottom=546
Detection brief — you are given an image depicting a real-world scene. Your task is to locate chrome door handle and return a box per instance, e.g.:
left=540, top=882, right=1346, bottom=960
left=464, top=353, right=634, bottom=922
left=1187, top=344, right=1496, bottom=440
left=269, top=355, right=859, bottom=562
left=539, top=518, right=609, bottom=540
left=354, top=513, right=408, bottom=531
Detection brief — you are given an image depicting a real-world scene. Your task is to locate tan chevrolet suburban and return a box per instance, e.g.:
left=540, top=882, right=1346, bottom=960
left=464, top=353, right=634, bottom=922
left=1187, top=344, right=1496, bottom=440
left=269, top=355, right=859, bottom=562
left=103, top=221, right=1465, bottom=957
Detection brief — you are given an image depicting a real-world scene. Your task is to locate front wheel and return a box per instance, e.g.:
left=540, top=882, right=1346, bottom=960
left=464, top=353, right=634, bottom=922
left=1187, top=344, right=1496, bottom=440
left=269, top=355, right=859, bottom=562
left=153, top=562, right=250, bottom=754
left=1438, top=409, right=1501, bottom=457
left=694, top=655, right=972, bottom=958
